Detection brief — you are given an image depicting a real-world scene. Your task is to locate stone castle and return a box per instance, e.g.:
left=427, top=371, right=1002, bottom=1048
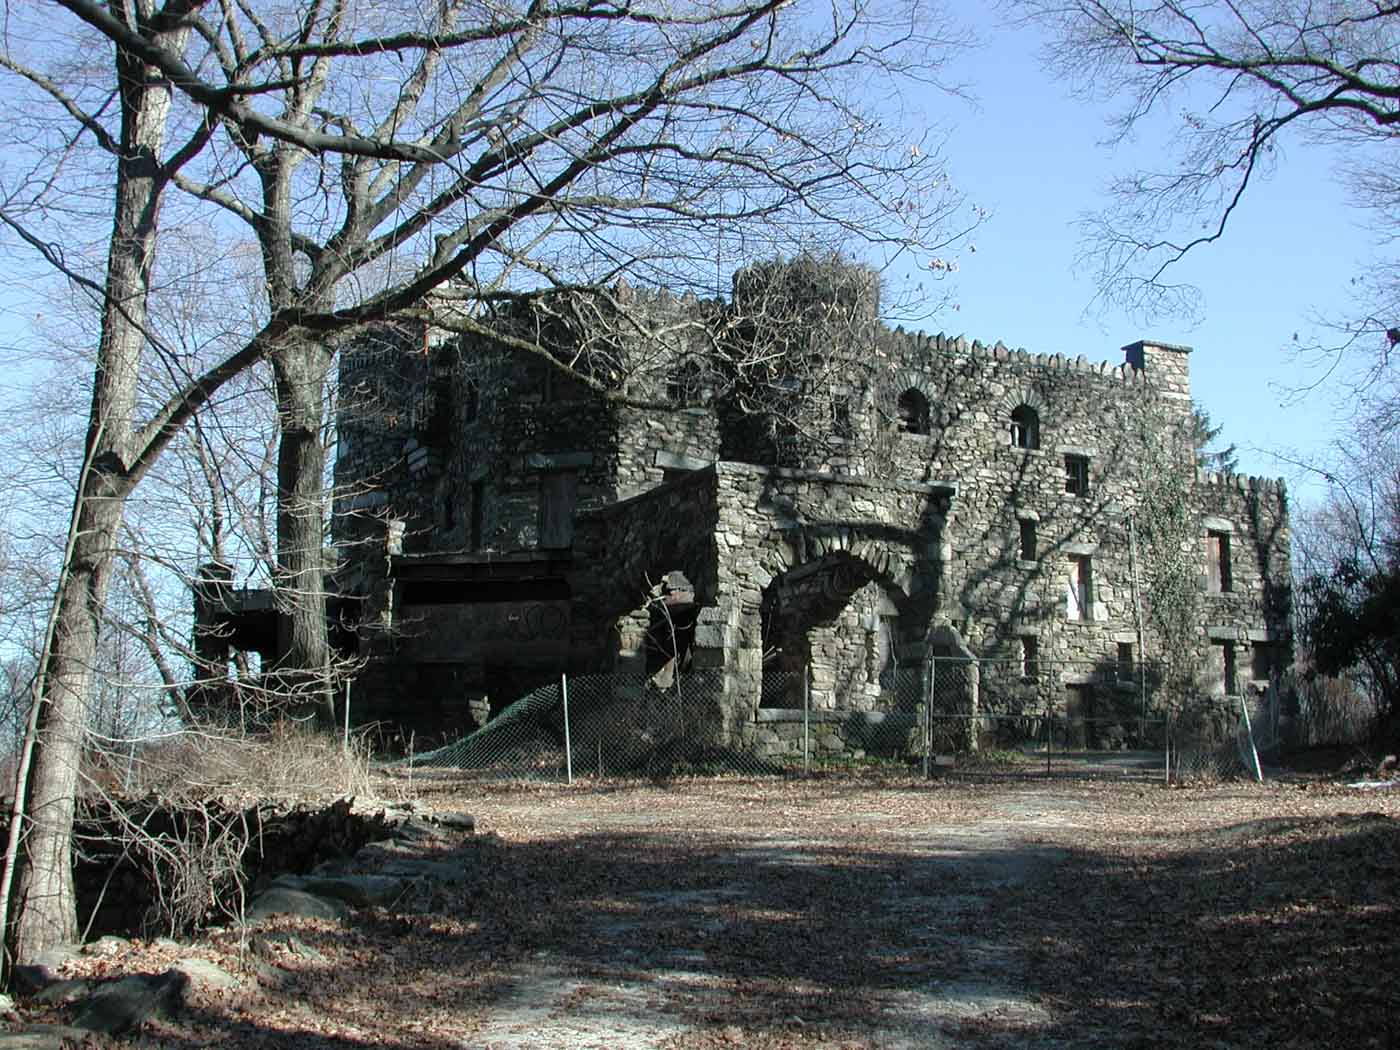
left=199, top=260, right=1291, bottom=754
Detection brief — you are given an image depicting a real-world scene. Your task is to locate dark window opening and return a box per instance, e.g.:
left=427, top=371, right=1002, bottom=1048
left=1117, top=641, right=1134, bottom=681
left=1251, top=642, right=1275, bottom=682
left=1010, top=405, right=1040, bottom=450
left=444, top=491, right=456, bottom=531
left=1064, top=454, right=1090, bottom=496
left=1221, top=642, right=1238, bottom=695
left=1019, top=519, right=1037, bottom=562
left=1020, top=636, right=1038, bottom=678
left=897, top=388, right=930, bottom=435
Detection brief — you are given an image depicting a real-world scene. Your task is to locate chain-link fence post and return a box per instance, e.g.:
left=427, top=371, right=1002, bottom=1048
left=922, top=657, right=933, bottom=779
left=802, top=665, right=811, bottom=777
left=561, top=672, right=573, bottom=785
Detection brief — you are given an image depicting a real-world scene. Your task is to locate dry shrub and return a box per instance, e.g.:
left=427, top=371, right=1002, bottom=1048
left=1291, top=672, right=1382, bottom=748
left=114, top=723, right=374, bottom=805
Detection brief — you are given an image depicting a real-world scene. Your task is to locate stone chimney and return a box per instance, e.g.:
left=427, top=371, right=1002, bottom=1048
left=1122, top=339, right=1192, bottom=409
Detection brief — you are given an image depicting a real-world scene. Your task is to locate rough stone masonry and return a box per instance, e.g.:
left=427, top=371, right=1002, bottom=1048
left=197, top=259, right=1290, bottom=757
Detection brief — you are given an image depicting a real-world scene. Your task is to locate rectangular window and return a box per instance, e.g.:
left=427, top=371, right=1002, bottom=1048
left=1064, top=454, right=1090, bottom=496
left=1019, top=519, right=1037, bottom=562
left=1220, top=642, right=1238, bottom=695
left=1066, top=555, right=1092, bottom=621
left=538, top=471, right=579, bottom=549
left=1117, top=641, right=1134, bottom=681
left=1020, top=636, right=1039, bottom=678
left=1207, top=531, right=1233, bottom=592
left=1251, top=642, right=1274, bottom=683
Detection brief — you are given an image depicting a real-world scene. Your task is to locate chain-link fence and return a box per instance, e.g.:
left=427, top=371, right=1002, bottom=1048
left=407, top=671, right=781, bottom=779
left=400, top=655, right=1278, bottom=783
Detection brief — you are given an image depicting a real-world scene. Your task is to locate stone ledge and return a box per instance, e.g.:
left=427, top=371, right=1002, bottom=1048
left=716, top=460, right=957, bottom=497
left=754, top=708, right=918, bottom=728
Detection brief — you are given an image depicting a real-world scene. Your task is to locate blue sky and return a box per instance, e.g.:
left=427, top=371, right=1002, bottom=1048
left=0, top=9, right=1374, bottom=510
left=887, top=15, right=1375, bottom=498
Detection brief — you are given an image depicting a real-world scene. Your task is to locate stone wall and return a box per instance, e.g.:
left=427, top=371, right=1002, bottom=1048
left=321, top=262, right=1291, bottom=743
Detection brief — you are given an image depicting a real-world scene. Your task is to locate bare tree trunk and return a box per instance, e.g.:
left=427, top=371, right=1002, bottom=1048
left=271, top=341, right=334, bottom=723
left=9, top=36, right=176, bottom=963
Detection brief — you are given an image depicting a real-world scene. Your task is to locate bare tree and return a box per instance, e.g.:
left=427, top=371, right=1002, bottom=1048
left=1016, top=0, right=1400, bottom=352
left=1292, top=398, right=1400, bottom=745
left=1, top=0, right=974, bottom=964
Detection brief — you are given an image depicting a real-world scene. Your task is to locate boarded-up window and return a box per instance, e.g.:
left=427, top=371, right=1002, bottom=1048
left=1066, top=555, right=1092, bottom=621
left=538, top=472, right=578, bottom=549
left=1207, top=531, right=1232, bottom=592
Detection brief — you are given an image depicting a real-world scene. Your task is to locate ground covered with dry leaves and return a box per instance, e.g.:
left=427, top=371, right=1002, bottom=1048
left=22, top=766, right=1400, bottom=1048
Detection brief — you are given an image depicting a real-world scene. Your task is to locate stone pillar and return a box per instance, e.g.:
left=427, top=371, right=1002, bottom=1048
left=690, top=595, right=761, bottom=745
left=614, top=607, right=651, bottom=681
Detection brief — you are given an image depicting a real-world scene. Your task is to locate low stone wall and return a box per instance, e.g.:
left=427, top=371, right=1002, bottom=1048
left=742, top=708, right=922, bottom=762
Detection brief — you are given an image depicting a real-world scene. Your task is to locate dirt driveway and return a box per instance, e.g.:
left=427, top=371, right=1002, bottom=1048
left=67, top=772, right=1400, bottom=1049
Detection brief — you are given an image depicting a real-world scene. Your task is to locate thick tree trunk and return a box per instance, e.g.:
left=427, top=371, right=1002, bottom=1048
left=8, top=36, right=177, bottom=963
left=271, top=340, right=335, bottom=723
left=12, top=482, right=128, bottom=960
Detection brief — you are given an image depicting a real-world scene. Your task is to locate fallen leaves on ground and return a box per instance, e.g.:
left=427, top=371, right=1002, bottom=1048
left=15, top=771, right=1399, bottom=1048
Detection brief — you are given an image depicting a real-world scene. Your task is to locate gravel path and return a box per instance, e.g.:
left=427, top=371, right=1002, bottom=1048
left=453, top=781, right=1085, bottom=1049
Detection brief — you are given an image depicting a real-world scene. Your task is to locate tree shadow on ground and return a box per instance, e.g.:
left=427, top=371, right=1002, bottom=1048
left=976, top=811, right=1400, bottom=1049
left=85, top=799, right=1399, bottom=1048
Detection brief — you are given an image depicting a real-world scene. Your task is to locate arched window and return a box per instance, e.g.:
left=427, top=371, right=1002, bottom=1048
left=897, top=388, right=930, bottom=435
left=1010, top=405, right=1040, bottom=450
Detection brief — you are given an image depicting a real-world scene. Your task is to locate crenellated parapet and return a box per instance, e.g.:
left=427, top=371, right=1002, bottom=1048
left=1197, top=469, right=1288, bottom=496
left=880, top=326, right=1156, bottom=390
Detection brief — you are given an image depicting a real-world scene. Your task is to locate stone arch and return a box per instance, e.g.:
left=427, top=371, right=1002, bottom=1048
left=1010, top=404, right=1040, bottom=450
left=896, top=388, right=930, bottom=435
left=888, top=370, right=939, bottom=433
left=567, top=472, right=721, bottom=674
left=997, top=385, right=1048, bottom=445
left=756, top=529, right=938, bottom=712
